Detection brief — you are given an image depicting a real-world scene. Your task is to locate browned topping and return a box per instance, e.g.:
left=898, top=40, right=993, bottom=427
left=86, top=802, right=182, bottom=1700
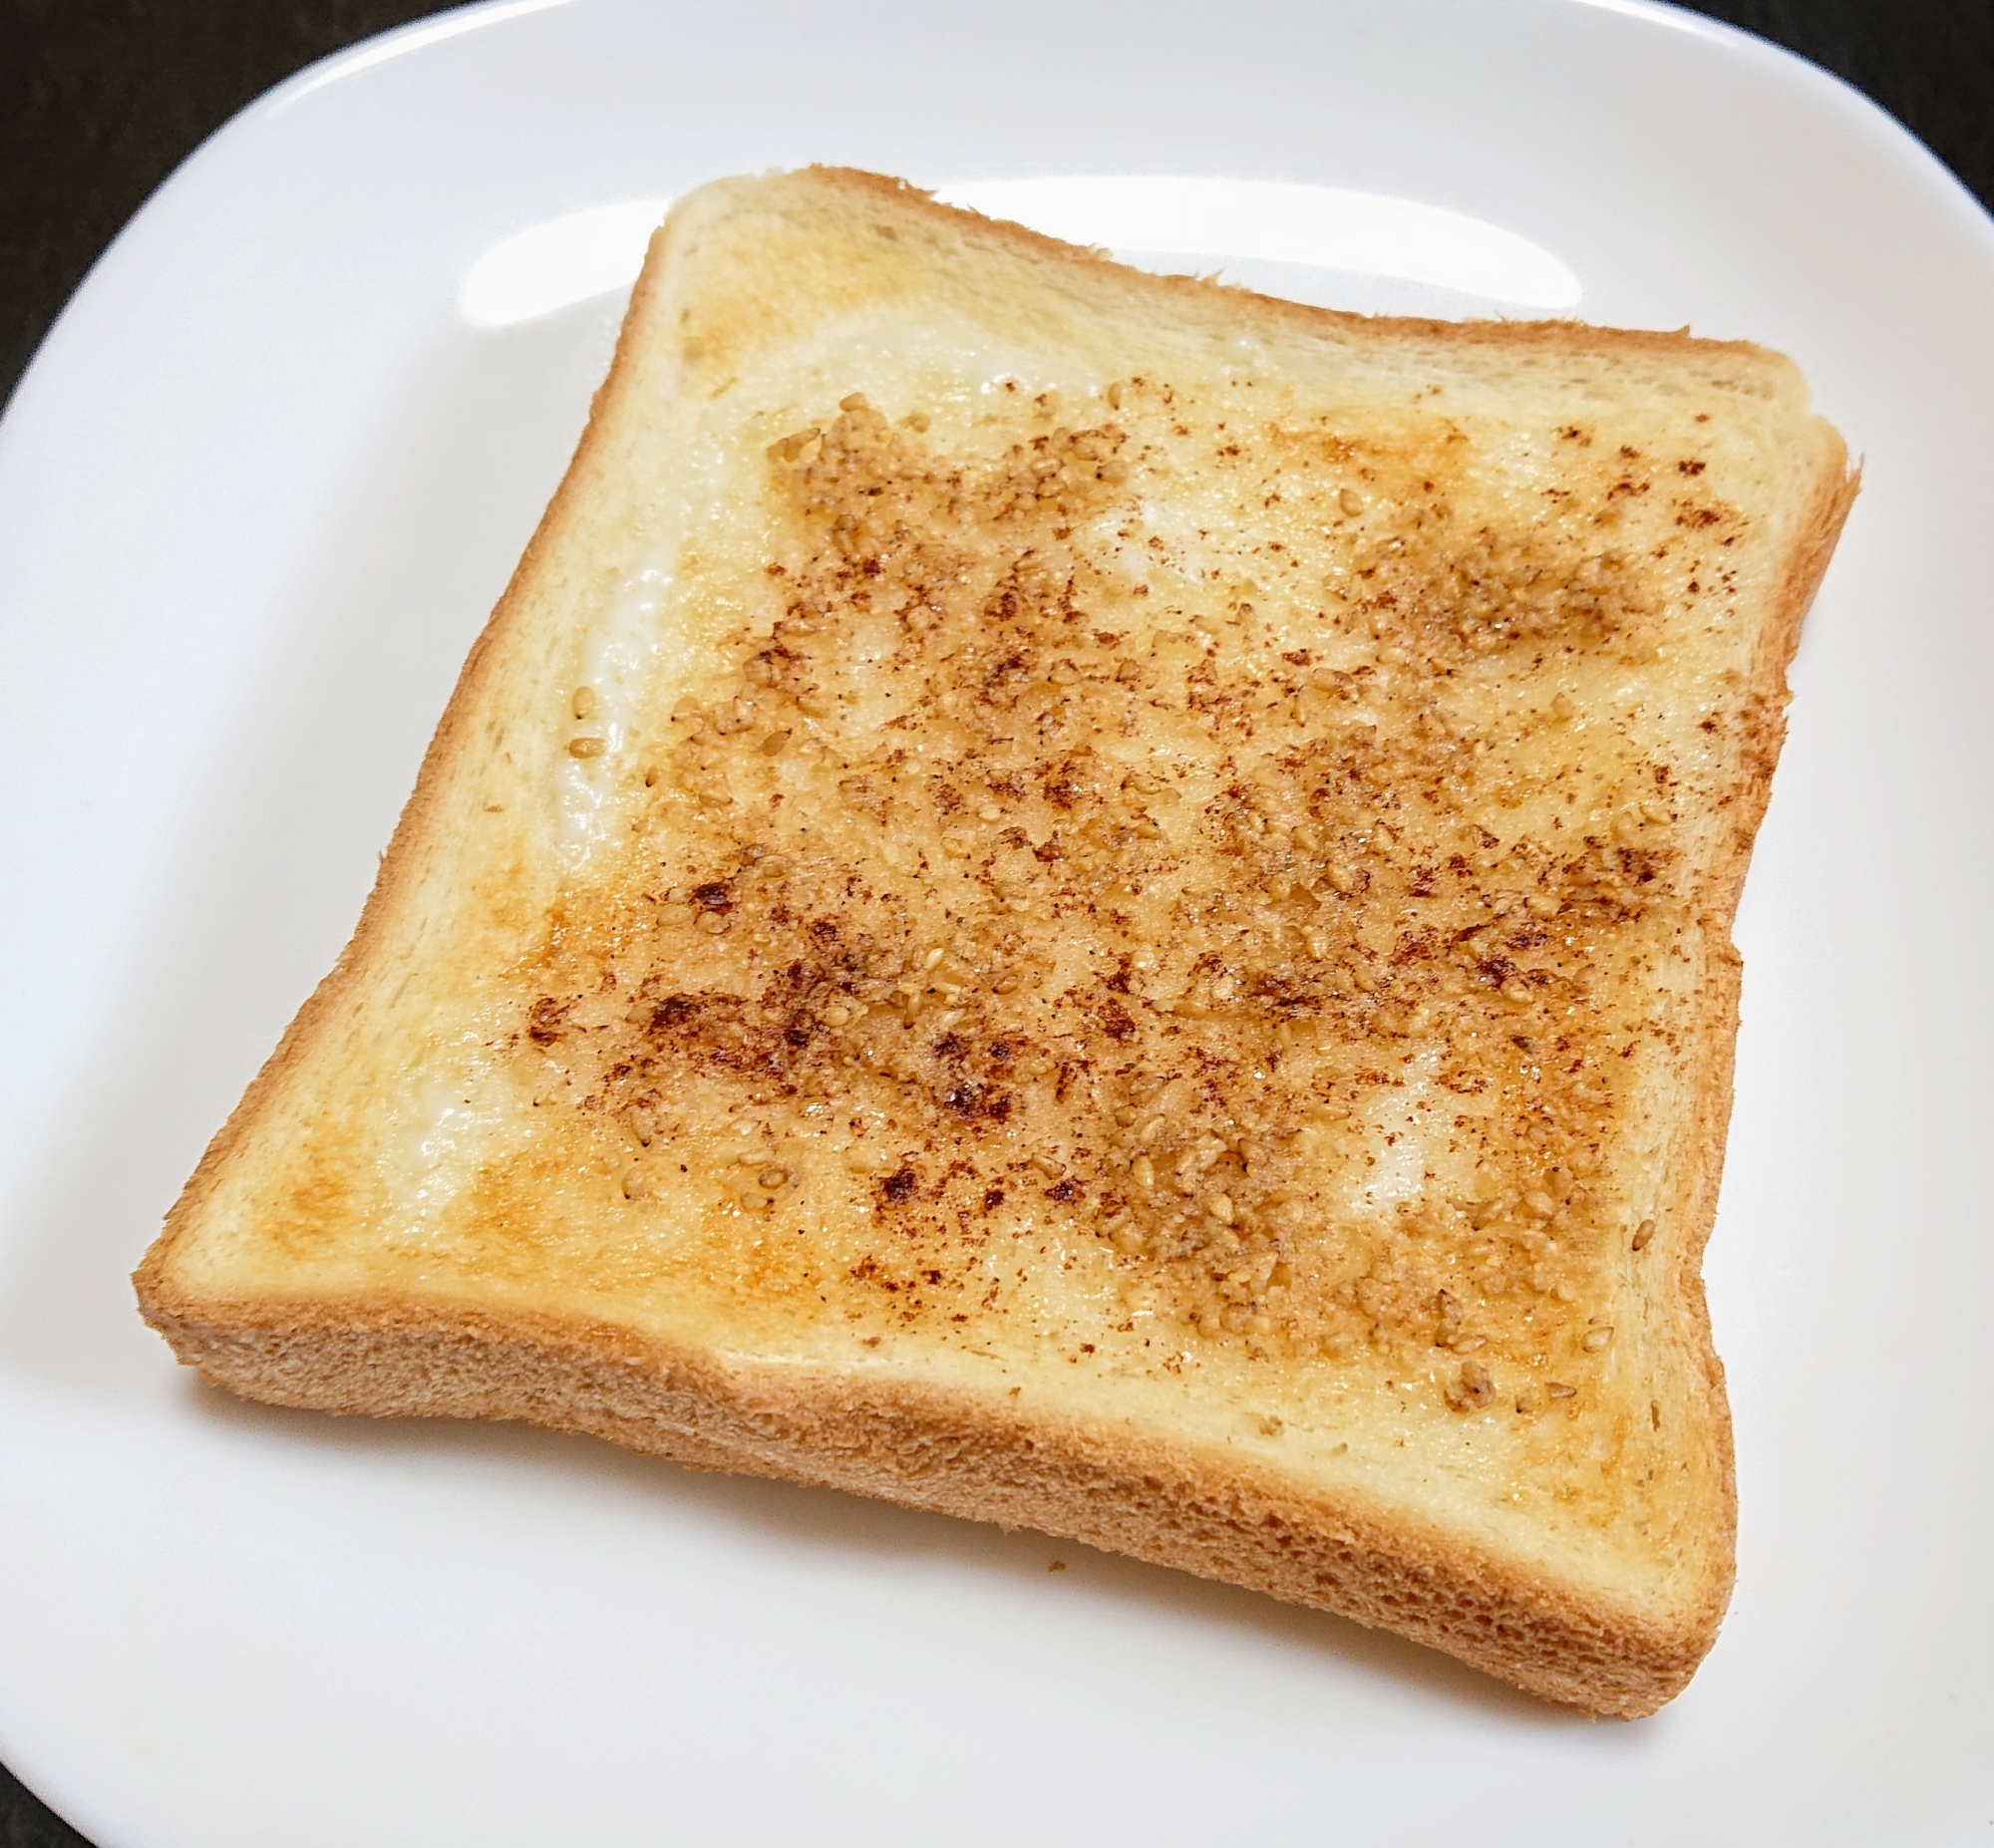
left=1447, top=1361, right=1496, bottom=1410
left=505, top=380, right=1737, bottom=1404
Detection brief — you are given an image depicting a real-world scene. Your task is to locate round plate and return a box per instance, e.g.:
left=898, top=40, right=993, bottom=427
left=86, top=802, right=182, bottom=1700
left=2, top=2, right=1990, bottom=1842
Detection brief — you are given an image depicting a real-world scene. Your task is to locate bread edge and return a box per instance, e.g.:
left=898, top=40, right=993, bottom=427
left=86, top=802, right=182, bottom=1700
left=133, top=193, right=688, bottom=1290
left=768, top=167, right=1817, bottom=373
left=140, top=1284, right=1723, bottom=1718
left=1649, top=423, right=1859, bottom=1667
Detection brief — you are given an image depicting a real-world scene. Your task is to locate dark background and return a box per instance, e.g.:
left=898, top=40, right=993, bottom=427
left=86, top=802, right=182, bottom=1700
left=1, top=0, right=1990, bottom=1839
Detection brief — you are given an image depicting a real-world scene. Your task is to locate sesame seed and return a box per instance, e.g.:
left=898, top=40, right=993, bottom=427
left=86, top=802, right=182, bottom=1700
left=1582, top=1327, right=1613, bottom=1353
left=568, top=735, right=606, bottom=759
left=1448, top=1361, right=1496, bottom=1409
left=766, top=427, right=821, bottom=464
left=571, top=687, right=597, bottom=720
left=1631, top=1218, right=1656, bottom=1251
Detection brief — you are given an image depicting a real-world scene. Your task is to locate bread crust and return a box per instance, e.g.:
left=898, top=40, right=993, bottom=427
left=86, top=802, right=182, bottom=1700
left=136, top=168, right=1856, bottom=1718
left=135, top=222, right=683, bottom=1286
left=1645, top=445, right=1861, bottom=1669
left=810, top=168, right=1801, bottom=374
left=140, top=1284, right=1714, bottom=1716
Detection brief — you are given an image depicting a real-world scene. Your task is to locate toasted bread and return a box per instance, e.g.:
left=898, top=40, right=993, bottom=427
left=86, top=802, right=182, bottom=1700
left=135, top=168, right=1854, bottom=1715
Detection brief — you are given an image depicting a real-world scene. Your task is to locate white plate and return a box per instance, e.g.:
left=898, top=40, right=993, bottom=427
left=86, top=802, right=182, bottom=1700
left=2, top=2, right=1990, bottom=1842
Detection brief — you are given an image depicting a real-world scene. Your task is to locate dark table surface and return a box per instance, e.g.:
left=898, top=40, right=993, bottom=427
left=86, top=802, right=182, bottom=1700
left=3, top=1, right=1990, bottom=1841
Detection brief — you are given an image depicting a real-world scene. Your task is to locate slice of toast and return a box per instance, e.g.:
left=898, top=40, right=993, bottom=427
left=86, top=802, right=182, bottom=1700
left=135, top=168, right=1854, bottom=1715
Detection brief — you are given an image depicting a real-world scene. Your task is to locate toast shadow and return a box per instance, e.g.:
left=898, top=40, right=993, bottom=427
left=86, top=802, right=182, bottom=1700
left=184, top=1374, right=1595, bottom=1729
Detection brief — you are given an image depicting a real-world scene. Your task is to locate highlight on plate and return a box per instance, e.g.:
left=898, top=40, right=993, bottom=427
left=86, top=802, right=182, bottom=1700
left=457, top=175, right=1583, bottom=328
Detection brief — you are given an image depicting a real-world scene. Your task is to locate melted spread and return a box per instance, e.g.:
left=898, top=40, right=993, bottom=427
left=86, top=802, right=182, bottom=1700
left=482, top=375, right=1758, bottom=1435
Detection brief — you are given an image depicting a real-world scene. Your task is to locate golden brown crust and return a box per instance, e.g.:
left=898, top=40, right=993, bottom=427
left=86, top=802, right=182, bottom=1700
left=1648, top=438, right=1854, bottom=1649
left=140, top=1285, right=1709, bottom=1715
left=1647, top=443, right=1859, bottom=1656
left=135, top=167, right=1857, bottom=1718
left=813, top=167, right=1787, bottom=372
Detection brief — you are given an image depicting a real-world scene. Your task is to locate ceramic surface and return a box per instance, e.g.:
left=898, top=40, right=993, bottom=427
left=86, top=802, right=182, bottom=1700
left=1, top=2, right=1989, bottom=1841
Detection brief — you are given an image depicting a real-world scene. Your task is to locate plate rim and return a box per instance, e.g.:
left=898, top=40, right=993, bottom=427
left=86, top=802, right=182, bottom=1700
left=3, top=1, right=1992, bottom=1841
